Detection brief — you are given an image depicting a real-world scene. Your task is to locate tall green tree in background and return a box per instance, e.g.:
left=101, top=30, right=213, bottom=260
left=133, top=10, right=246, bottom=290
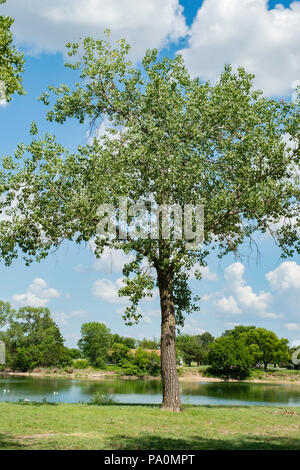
left=2, top=305, right=69, bottom=371
left=244, top=328, right=290, bottom=369
left=78, top=322, right=111, bottom=368
left=220, top=325, right=290, bottom=370
left=0, top=0, right=24, bottom=102
left=177, top=334, right=206, bottom=366
left=0, top=34, right=299, bottom=410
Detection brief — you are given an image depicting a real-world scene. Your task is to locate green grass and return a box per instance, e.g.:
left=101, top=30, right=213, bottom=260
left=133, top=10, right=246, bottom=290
left=1, top=402, right=300, bottom=450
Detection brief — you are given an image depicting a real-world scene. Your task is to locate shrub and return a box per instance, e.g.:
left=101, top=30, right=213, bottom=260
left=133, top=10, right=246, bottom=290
left=118, top=348, right=161, bottom=376
left=110, top=343, right=130, bottom=364
left=118, top=359, right=141, bottom=376
left=89, top=392, right=118, bottom=405
left=73, top=359, right=89, bottom=369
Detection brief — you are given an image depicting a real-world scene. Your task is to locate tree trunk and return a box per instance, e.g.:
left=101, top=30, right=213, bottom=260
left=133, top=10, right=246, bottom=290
left=157, top=268, right=181, bottom=412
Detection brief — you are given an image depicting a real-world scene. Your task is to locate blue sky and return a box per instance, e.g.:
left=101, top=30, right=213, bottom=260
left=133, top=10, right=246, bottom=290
left=0, top=0, right=299, bottom=347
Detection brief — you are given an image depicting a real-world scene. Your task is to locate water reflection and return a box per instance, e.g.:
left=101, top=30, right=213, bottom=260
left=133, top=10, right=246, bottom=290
left=0, top=376, right=300, bottom=406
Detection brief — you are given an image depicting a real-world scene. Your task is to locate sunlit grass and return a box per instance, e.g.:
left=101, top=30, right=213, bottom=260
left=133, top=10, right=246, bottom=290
left=1, top=402, right=300, bottom=450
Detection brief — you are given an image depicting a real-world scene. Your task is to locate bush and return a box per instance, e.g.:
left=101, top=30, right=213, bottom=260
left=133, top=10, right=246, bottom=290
left=207, top=336, right=252, bottom=379
left=110, top=343, right=130, bottom=365
left=89, top=392, right=118, bottom=405
left=118, top=359, right=141, bottom=376
left=118, top=348, right=161, bottom=376
left=73, top=359, right=89, bottom=369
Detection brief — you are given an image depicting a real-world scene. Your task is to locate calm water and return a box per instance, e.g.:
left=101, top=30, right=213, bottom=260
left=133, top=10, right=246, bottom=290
left=1, top=376, right=300, bottom=406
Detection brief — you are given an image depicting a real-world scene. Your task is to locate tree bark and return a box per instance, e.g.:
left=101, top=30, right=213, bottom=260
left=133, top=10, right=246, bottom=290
left=157, top=268, right=181, bottom=412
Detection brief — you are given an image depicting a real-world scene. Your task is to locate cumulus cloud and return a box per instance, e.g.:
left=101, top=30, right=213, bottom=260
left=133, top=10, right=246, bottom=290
left=211, top=262, right=278, bottom=319
left=12, top=278, right=60, bottom=307
left=178, top=0, right=300, bottom=96
left=266, top=261, right=300, bottom=291
left=92, top=278, right=127, bottom=304
left=215, top=295, right=241, bottom=314
left=2, top=0, right=187, bottom=57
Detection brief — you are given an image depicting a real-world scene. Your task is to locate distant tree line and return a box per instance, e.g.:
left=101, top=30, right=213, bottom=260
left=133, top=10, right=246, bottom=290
left=0, top=301, right=294, bottom=379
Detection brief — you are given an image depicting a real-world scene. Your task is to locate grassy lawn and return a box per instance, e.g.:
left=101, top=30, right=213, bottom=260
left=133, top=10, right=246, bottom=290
left=0, top=403, right=300, bottom=450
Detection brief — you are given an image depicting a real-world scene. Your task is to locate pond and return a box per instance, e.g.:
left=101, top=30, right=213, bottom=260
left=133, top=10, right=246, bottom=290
left=1, top=376, right=300, bottom=406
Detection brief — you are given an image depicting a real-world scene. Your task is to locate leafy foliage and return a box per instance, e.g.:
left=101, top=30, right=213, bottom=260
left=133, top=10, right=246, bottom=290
left=110, top=333, right=136, bottom=349
left=73, top=359, right=89, bottom=369
left=118, top=347, right=161, bottom=376
left=177, top=333, right=214, bottom=366
left=0, top=0, right=25, bottom=101
left=88, top=391, right=118, bottom=406
left=209, top=325, right=291, bottom=377
left=78, top=322, right=111, bottom=368
left=110, top=342, right=130, bottom=365
left=207, top=336, right=253, bottom=379
left=1, top=305, right=71, bottom=371
left=0, top=33, right=299, bottom=326
left=137, top=337, right=160, bottom=349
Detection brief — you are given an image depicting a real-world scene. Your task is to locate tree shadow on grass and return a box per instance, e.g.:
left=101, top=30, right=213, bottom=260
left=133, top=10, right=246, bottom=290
left=107, top=433, right=300, bottom=450
left=0, top=433, right=25, bottom=450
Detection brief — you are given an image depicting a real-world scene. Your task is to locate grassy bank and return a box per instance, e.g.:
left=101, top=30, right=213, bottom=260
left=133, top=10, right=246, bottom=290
left=0, top=402, right=300, bottom=450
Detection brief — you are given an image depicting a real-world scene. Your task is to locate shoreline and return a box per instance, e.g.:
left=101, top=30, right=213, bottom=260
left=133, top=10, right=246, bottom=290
left=2, top=369, right=300, bottom=385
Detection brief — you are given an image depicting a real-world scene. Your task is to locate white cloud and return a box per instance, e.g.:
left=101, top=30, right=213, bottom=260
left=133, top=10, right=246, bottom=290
left=0, top=100, right=8, bottom=108
left=53, top=309, right=89, bottom=327
left=224, top=263, right=273, bottom=316
left=178, top=0, right=300, bottom=96
left=215, top=295, right=241, bottom=314
left=266, top=261, right=300, bottom=291
left=209, top=262, right=276, bottom=319
left=69, top=309, right=88, bottom=318
left=92, top=278, right=127, bottom=304
left=285, top=323, right=300, bottom=331
left=3, top=0, right=187, bottom=57
left=12, top=278, right=60, bottom=307
left=182, top=318, right=206, bottom=335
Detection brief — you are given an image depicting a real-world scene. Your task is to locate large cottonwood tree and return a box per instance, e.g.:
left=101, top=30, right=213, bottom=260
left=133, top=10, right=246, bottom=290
left=0, top=35, right=299, bottom=410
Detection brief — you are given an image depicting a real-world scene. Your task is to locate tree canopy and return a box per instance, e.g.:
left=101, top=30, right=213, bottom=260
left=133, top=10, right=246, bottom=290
left=177, top=333, right=214, bottom=366
left=1, top=305, right=69, bottom=371
left=0, top=0, right=24, bottom=102
left=0, top=33, right=299, bottom=410
left=78, top=322, right=111, bottom=368
left=211, top=325, right=290, bottom=375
